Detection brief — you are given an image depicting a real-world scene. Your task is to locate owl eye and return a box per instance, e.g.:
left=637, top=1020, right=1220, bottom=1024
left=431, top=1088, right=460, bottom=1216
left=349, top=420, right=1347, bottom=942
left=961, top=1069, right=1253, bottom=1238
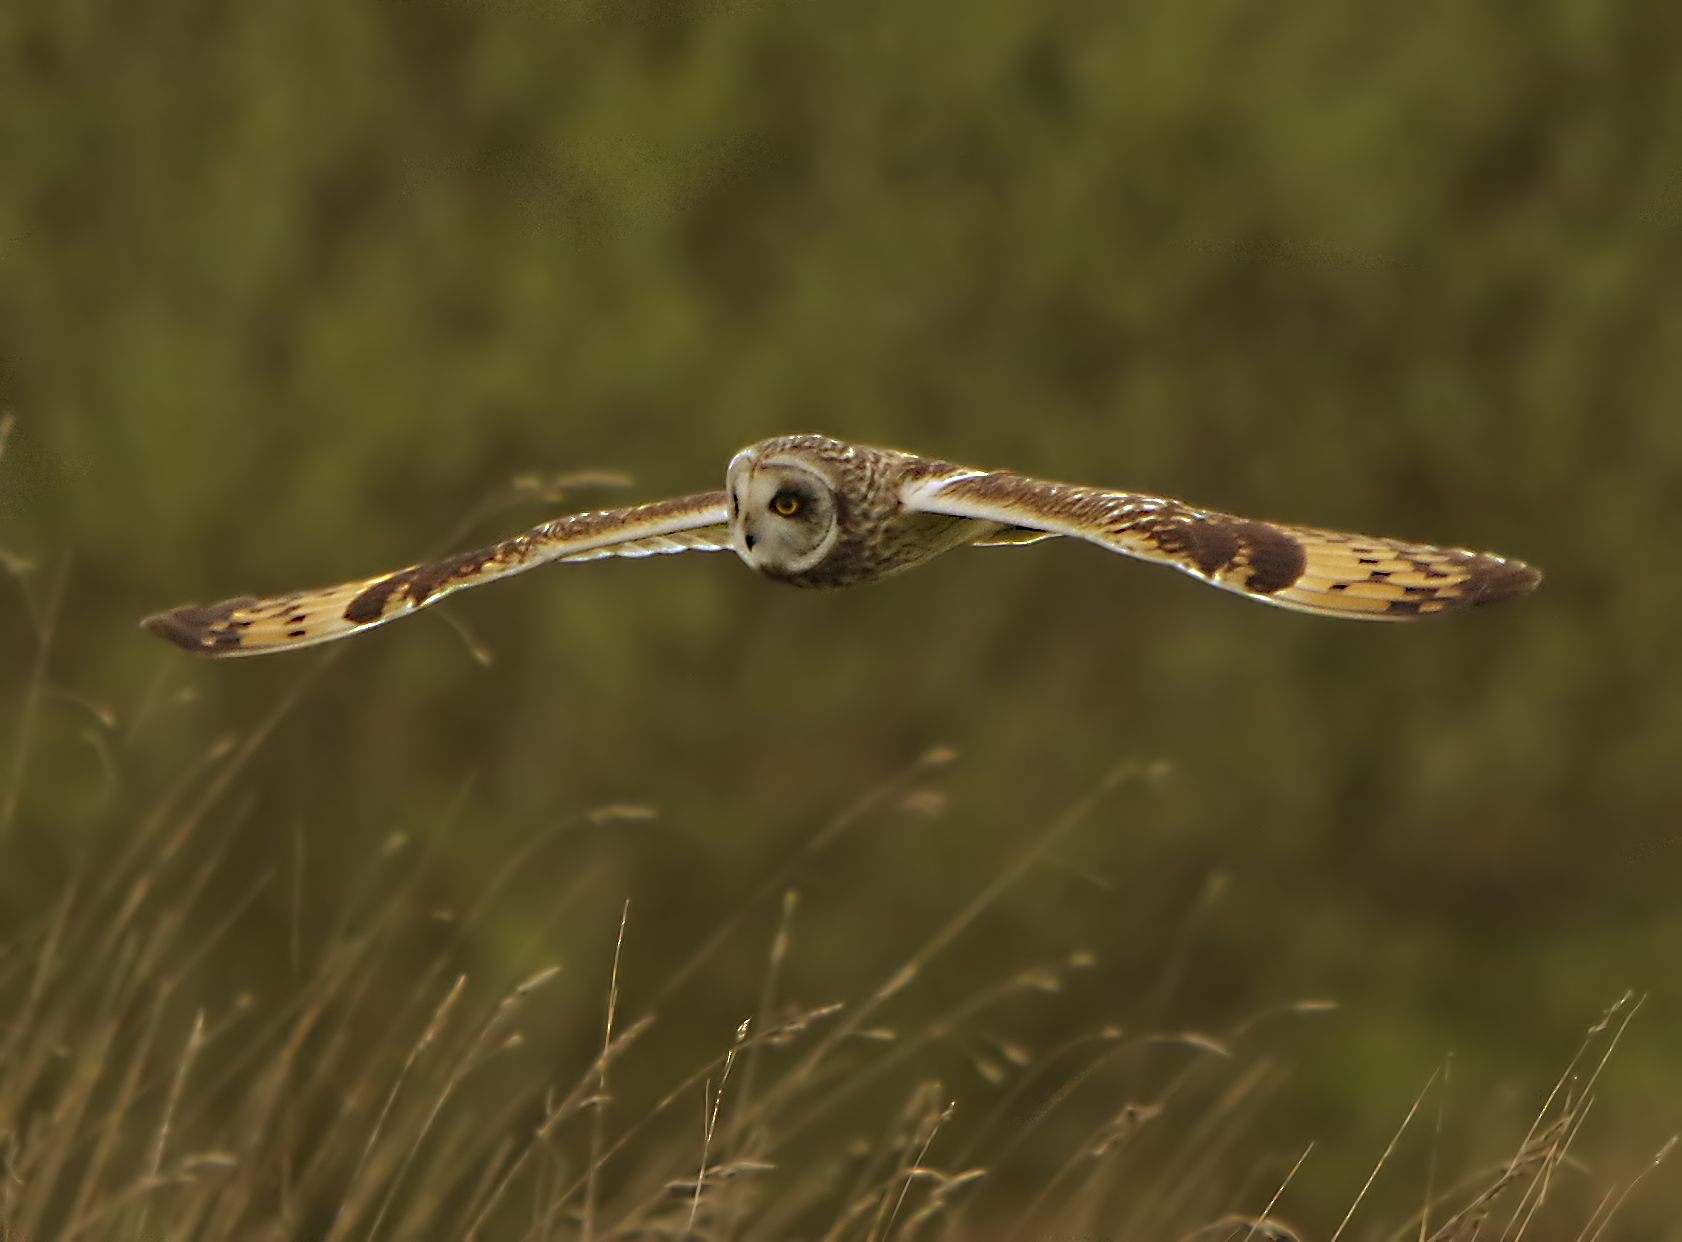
left=770, top=490, right=803, bottom=517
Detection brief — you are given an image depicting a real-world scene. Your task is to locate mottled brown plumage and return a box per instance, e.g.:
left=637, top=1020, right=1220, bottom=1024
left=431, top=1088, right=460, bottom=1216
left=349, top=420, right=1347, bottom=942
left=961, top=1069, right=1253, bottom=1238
left=904, top=468, right=1539, bottom=619
left=142, top=434, right=1540, bottom=657
left=142, top=494, right=730, bottom=656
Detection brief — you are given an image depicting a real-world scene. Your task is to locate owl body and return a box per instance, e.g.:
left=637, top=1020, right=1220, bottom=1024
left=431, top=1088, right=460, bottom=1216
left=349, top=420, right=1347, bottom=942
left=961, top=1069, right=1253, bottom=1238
left=729, top=435, right=987, bottom=588
left=771, top=509, right=986, bottom=590
left=143, top=433, right=1541, bottom=657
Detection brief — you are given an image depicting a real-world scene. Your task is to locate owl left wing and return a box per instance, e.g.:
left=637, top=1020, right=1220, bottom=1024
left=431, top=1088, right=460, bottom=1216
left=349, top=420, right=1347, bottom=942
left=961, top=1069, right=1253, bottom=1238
left=143, top=491, right=731, bottom=657
left=902, top=469, right=1540, bottom=620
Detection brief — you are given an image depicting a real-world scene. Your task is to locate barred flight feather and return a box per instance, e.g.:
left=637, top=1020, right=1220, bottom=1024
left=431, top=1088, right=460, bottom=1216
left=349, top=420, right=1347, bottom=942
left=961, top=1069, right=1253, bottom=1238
left=143, top=493, right=729, bottom=657
left=907, top=471, right=1539, bottom=620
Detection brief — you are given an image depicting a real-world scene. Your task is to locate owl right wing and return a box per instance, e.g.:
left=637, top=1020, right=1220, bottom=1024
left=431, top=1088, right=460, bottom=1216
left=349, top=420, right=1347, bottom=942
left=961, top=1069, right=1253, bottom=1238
left=902, top=469, right=1540, bottom=620
left=142, top=491, right=732, bottom=657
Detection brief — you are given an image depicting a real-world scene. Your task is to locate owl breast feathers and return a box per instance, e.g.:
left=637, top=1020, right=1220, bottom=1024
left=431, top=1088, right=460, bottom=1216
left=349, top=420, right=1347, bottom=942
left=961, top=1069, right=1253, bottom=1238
left=142, top=433, right=1541, bottom=657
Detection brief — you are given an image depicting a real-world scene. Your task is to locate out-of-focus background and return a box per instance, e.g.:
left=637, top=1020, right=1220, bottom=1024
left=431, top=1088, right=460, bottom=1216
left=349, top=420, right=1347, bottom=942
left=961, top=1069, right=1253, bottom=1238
left=2, top=0, right=1680, bottom=1235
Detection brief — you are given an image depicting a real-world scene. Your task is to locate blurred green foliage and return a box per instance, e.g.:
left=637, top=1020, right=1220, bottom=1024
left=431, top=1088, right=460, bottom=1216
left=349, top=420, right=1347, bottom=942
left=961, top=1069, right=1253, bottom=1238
left=2, top=0, right=1681, bottom=1229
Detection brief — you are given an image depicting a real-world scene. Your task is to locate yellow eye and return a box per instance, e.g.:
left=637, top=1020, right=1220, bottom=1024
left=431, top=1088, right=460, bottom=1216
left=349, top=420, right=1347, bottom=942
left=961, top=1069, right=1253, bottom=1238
left=771, top=492, right=802, bottom=517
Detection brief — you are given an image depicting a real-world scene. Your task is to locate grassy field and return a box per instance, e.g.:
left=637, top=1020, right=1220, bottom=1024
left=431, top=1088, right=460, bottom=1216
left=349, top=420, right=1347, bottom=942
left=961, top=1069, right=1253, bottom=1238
left=0, top=655, right=1665, bottom=1238
left=2, top=0, right=1681, bottom=1236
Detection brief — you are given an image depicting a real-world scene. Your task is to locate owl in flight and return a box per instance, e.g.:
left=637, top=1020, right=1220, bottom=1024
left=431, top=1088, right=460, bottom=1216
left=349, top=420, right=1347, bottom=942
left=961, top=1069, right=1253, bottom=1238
left=143, top=434, right=1540, bottom=657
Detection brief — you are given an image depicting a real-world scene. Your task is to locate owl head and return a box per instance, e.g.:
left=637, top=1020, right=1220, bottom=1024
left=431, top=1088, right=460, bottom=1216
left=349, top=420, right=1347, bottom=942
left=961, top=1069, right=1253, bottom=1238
left=725, top=437, right=849, bottom=578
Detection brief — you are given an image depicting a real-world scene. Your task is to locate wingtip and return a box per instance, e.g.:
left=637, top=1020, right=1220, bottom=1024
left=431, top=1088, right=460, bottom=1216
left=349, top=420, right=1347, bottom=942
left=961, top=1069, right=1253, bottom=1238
left=1470, top=557, right=1543, bottom=607
left=140, top=598, right=254, bottom=655
left=140, top=609, right=199, bottom=653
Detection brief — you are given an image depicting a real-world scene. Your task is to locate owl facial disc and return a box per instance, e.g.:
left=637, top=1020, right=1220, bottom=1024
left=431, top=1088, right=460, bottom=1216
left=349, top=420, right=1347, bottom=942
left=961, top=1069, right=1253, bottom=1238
left=726, top=448, right=841, bottom=578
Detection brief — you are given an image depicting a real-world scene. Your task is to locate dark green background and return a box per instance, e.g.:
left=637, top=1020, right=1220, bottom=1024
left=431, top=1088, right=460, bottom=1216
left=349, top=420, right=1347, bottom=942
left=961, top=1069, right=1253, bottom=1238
left=2, top=0, right=1680, bottom=1231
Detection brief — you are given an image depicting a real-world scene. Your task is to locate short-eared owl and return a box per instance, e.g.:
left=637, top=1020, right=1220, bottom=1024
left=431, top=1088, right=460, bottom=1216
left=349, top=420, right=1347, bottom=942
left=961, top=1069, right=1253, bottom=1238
left=143, top=434, right=1540, bottom=657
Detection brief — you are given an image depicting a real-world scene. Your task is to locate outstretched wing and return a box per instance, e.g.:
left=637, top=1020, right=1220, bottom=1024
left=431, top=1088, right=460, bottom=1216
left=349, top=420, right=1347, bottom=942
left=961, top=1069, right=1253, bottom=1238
left=903, top=470, right=1539, bottom=620
left=143, top=491, right=732, bottom=657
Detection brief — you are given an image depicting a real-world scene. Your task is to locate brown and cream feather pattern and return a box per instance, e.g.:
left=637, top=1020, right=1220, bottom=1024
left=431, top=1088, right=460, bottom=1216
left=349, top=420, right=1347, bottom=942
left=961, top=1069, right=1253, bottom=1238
left=902, top=468, right=1540, bottom=619
left=741, top=436, right=984, bottom=588
left=144, top=493, right=729, bottom=656
left=142, top=433, right=1538, bottom=658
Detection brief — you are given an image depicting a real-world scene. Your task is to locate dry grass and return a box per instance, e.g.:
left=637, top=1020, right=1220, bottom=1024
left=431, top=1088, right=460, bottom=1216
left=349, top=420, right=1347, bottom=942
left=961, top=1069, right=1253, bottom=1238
left=0, top=551, right=1670, bottom=1240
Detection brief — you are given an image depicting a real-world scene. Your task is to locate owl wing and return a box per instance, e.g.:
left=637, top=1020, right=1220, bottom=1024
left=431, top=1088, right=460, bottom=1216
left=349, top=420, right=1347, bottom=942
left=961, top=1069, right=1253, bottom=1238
left=143, top=491, right=732, bottom=657
left=902, top=469, right=1539, bottom=620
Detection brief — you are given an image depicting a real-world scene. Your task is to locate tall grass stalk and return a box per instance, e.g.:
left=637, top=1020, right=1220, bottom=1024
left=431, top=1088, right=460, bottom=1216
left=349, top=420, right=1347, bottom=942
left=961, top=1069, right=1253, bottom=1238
left=0, top=622, right=1665, bottom=1239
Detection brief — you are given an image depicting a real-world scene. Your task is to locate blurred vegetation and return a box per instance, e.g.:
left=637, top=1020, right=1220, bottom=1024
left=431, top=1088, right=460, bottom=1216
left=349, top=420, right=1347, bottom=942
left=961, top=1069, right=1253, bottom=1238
left=1, top=0, right=1680, bottom=1233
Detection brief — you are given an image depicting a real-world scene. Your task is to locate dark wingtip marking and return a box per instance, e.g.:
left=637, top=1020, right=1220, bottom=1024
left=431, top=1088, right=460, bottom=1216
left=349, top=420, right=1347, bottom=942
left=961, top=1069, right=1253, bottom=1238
left=1163, top=518, right=1306, bottom=593
left=1469, top=558, right=1543, bottom=606
left=141, top=597, right=256, bottom=655
left=344, top=573, right=412, bottom=625
left=1235, top=521, right=1307, bottom=594
left=406, top=550, right=489, bottom=606
left=344, top=554, right=478, bottom=624
left=1178, top=521, right=1242, bottom=578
